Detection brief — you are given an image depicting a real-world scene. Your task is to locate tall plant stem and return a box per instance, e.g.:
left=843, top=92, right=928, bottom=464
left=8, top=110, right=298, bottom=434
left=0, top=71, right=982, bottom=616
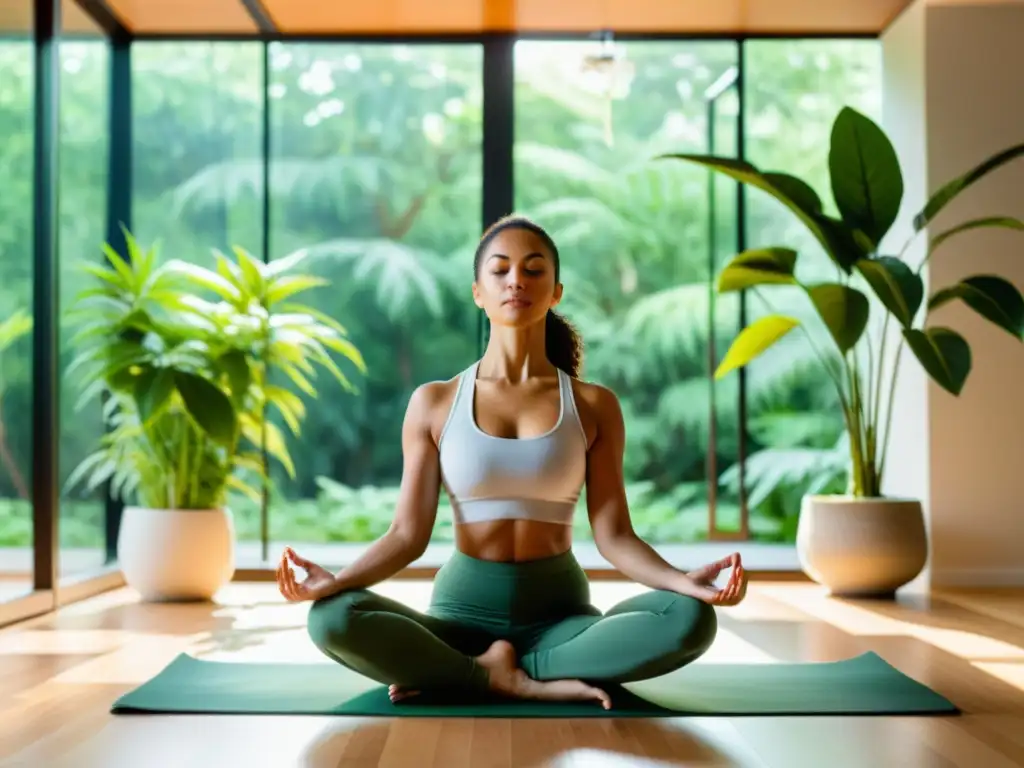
left=872, top=312, right=890, bottom=459
left=844, top=353, right=868, bottom=496
left=877, top=338, right=906, bottom=489
left=864, top=329, right=876, bottom=439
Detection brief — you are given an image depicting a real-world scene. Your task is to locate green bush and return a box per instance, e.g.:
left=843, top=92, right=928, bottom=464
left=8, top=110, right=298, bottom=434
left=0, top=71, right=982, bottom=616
left=0, top=499, right=106, bottom=548
left=1, top=473, right=790, bottom=548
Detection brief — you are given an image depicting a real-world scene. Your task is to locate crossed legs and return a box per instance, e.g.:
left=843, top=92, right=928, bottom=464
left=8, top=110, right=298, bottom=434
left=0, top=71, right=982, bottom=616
left=306, top=586, right=717, bottom=704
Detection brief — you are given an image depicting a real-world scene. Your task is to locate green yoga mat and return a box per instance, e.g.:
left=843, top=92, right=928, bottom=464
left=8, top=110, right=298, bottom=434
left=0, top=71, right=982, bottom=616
left=110, top=652, right=958, bottom=718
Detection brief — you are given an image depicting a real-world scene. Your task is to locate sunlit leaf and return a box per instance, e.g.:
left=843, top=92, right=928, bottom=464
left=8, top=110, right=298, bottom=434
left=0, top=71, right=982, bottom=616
left=715, top=315, right=801, bottom=379
left=717, top=248, right=798, bottom=292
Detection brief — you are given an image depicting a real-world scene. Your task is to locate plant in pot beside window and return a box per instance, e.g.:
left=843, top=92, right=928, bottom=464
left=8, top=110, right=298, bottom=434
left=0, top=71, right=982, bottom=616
left=660, top=107, right=1024, bottom=597
left=66, top=234, right=365, bottom=601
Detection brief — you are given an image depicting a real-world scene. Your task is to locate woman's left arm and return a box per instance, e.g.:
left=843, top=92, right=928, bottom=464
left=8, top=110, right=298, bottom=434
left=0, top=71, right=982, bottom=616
left=583, top=384, right=739, bottom=604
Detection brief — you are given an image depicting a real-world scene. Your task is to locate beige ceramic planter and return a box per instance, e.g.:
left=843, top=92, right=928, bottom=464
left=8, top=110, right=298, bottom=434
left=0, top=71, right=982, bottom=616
left=118, top=506, right=236, bottom=602
left=796, top=495, right=927, bottom=598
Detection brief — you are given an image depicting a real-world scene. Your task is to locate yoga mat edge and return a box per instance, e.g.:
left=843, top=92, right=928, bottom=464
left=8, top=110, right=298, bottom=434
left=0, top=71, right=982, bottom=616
left=110, top=651, right=960, bottom=718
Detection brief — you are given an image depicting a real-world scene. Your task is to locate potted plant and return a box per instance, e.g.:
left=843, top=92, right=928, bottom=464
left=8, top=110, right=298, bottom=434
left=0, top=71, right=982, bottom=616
left=660, top=107, right=1024, bottom=597
left=65, top=232, right=365, bottom=601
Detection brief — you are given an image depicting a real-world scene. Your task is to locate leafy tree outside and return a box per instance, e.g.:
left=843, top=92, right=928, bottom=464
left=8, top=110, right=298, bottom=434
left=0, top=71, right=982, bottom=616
left=0, top=37, right=881, bottom=562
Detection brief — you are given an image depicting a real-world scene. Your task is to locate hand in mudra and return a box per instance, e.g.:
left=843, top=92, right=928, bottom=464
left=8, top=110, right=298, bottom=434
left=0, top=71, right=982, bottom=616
left=277, top=547, right=338, bottom=602
left=688, top=552, right=747, bottom=607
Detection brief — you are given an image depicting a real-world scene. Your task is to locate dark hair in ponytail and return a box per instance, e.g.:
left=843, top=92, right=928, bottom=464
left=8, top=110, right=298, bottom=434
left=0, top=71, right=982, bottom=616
left=473, top=214, right=584, bottom=379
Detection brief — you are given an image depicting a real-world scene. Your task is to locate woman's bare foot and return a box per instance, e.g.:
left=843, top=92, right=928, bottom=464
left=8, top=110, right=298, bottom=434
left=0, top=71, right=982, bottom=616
left=388, top=684, right=421, bottom=703
left=475, top=640, right=611, bottom=710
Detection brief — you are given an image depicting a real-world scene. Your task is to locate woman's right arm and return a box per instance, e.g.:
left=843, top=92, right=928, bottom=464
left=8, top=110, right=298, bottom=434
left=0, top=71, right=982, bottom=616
left=326, top=382, right=445, bottom=593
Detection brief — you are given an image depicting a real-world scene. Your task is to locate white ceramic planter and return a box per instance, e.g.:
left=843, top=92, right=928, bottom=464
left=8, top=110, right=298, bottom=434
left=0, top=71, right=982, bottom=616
left=796, top=495, right=928, bottom=598
left=118, top=506, right=236, bottom=602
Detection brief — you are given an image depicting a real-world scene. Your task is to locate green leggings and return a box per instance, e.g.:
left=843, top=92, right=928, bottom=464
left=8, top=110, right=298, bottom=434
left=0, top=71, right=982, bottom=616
left=306, top=549, right=718, bottom=691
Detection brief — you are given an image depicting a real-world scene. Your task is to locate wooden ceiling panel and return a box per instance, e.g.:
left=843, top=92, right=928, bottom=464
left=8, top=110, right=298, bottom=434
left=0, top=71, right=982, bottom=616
left=0, top=0, right=33, bottom=33
left=62, top=0, right=106, bottom=35
left=0, top=0, right=119, bottom=35
left=3, top=0, right=919, bottom=37
left=267, top=0, right=916, bottom=35
left=105, top=0, right=258, bottom=34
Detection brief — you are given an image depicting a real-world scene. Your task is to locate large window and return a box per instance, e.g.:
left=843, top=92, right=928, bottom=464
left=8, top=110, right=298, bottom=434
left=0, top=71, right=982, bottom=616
left=514, top=41, right=742, bottom=544
left=0, top=31, right=34, bottom=601
left=265, top=43, right=484, bottom=553
left=8, top=33, right=882, bottom=582
left=132, top=42, right=265, bottom=267
left=58, top=37, right=110, bottom=579
left=739, top=40, right=883, bottom=542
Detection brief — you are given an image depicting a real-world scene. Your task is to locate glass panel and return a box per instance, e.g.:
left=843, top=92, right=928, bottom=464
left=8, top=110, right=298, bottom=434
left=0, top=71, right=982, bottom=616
left=58, top=37, right=110, bottom=580
left=706, top=79, right=745, bottom=539
left=265, top=43, right=484, bottom=560
left=741, top=39, right=883, bottom=543
left=0, top=5, right=33, bottom=602
left=107, top=43, right=265, bottom=560
left=513, top=40, right=741, bottom=545
left=132, top=42, right=264, bottom=266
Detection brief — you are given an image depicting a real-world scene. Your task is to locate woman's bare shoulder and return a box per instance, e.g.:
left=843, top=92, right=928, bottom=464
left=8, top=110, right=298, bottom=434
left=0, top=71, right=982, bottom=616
left=568, top=378, right=622, bottom=447
left=409, top=374, right=464, bottom=444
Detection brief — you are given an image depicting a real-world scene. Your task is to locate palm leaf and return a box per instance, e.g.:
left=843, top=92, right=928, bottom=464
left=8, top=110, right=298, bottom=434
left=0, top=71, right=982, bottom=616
left=296, top=238, right=446, bottom=320
left=168, top=156, right=397, bottom=214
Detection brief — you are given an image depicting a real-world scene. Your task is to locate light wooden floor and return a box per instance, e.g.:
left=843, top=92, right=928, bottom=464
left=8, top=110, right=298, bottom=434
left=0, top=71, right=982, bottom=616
left=2, top=581, right=1023, bottom=768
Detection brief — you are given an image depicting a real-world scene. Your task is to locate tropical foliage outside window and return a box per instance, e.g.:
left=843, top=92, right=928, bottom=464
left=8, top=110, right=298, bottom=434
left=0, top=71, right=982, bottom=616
left=0, top=38, right=881, bottom=563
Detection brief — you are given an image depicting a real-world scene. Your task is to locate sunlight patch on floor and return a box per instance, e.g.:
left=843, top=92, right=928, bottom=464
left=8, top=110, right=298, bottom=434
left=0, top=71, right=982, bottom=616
left=547, top=749, right=681, bottom=767
left=973, top=660, right=1024, bottom=693
left=49, top=634, right=205, bottom=684
left=760, top=584, right=1024, bottom=663
left=698, top=627, right=779, bottom=664
left=0, top=629, right=132, bottom=655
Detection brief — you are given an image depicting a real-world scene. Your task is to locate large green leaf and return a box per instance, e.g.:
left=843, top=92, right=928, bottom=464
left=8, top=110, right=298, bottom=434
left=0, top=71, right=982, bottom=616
left=133, top=367, right=175, bottom=424
left=930, top=216, right=1024, bottom=252
left=903, top=327, right=972, bottom=395
left=715, top=315, right=800, bottom=379
left=929, top=275, right=1024, bottom=339
left=806, top=283, right=870, bottom=352
left=811, top=213, right=866, bottom=272
left=762, top=173, right=823, bottom=213
left=217, top=349, right=253, bottom=405
left=173, top=372, right=237, bottom=445
left=717, top=248, right=798, bottom=292
left=855, top=257, right=923, bottom=328
left=828, top=107, right=904, bottom=247
left=915, top=143, right=1024, bottom=230
left=657, top=154, right=862, bottom=272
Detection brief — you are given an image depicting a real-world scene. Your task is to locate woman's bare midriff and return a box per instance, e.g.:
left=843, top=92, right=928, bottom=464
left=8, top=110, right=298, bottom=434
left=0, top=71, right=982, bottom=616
left=454, top=519, right=573, bottom=562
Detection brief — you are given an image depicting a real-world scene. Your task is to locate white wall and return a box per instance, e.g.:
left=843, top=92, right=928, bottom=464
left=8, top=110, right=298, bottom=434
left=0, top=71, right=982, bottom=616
left=882, top=0, right=1024, bottom=587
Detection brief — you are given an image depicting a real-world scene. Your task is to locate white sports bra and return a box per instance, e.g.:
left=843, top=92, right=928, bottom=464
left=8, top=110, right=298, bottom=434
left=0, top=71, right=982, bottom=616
left=437, top=361, right=588, bottom=526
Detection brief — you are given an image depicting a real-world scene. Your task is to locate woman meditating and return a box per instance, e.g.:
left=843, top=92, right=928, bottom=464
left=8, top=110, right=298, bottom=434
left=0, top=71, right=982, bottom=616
left=276, top=215, right=747, bottom=709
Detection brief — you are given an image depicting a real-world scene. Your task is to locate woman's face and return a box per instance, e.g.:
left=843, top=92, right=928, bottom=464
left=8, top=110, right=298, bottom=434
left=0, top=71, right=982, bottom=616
left=473, top=228, right=562, bottom=329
